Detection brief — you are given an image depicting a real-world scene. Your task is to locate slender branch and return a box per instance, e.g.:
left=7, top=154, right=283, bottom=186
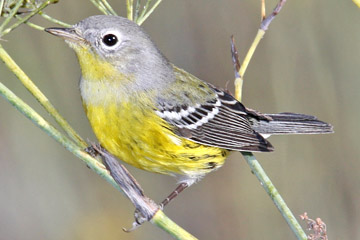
left=137, top=0, right=151, bottom=23
left=261, top=0, right=266, bottom=21
left=100, top=0, right=117, bottom=15
left=134, top=0, right=141, bottom=23
left=0, top=81, right=118, bottom=191
left=0, top=0, right=23, bottom=34
left=39, top=12, right=72, bottom=27
left=127, top=0, right=134, bottom=20
left=1, top=0, right=58, bottom=36
left=260, top=0, right=287, bottom=31
left=137, top=0, right=162, bottom=25
left=15, top=15, right=44, bottom=30
left=152, top=211, right=198, bottom=240
left=232, top=0, right=307, bottom=239
left=88, top=0, right=110, bottom=15
left=241, top=153, right=307, bottom=239
left=0, top=45, right=86, bottom=148
left=0, top=0, right=4, bottom=18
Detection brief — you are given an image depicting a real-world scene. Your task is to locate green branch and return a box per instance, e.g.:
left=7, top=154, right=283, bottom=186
left=137, top=0, right=162, bottom=25
left=0, top=45, right=86, bottom=148
left=127, top=0, right=134, bottom=20
left=233, top=1, right=307, bottom=239
left=88, top=0, right=110, bottom=15
left=0, top=0, right=23, bottom=34
left=1, top=0, right=58, bottom=37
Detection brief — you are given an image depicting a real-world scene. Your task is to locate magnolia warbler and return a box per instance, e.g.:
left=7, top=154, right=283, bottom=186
left=46, top=15, right=333, bottom=206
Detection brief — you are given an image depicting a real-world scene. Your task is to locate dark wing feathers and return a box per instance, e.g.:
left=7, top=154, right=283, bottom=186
left=156, top=87, right=274, bottom=152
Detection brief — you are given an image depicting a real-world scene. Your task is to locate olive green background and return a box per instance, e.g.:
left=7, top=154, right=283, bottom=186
left=0, top=0, right=358, bottom=239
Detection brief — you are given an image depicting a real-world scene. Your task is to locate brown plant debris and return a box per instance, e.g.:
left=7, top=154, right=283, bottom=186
left=300, top=212, right=328, bottom=240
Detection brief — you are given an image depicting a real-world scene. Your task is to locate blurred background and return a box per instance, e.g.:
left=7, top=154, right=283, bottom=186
left=0, top=0, right=358, bottom=239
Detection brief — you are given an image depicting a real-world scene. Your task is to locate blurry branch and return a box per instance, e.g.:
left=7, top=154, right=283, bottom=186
left=88, top=0, right=117, bottom=15
left=353, top=0, right=360, bottom=8
left=38, top=12, right=71, bottom=27
left=132, top=0, right=163, bottom=25
left=0, top=0, right=58, bottom=37
left=0, top=80, right=119, bottom=194
left=0, top=0, right=23, bottom=34
left=231, top=0, right=307, bottom=240
left=0, top=45, right=86, bottom=147
left=0, top=1, right=195, bottom=239
left=126, top=0, right=134, bottom=20
left=88, top=0, right=163, bottom=25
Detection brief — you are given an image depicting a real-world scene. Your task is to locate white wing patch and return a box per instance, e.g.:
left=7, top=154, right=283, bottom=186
left=156, top=104, right=199, bottom=120
left=156, top=99, right=221, bottom=130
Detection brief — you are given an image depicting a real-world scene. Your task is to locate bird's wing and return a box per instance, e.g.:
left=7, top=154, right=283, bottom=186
left=156, top=85, right=274, bottom=152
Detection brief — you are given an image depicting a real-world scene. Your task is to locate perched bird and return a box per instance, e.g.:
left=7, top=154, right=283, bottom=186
left=46, top=15, right=333, bottom=206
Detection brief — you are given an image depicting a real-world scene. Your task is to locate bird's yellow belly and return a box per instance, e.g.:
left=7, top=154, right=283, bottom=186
left=85, top=101, right=228, bottom=177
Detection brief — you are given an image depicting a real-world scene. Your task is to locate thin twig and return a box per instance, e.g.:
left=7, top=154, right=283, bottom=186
left=0, top=45, right=86, bottom=148
left=0, top=0, right=6, bottom=18
left=127, top=0, right=134, bottom=20
left=137, top=0, right=151, bottom=23
left=261, top=0, right=287, bottom=31
left=2, top=0, right=58, bottom=36
left=134, top=0, right=141, bottom=22
left=39, top=12, right=72, bottom=27
left=137, top=0, right=162, bottom=25
left=0, top=0, right=23, bottom=34
left=261, top=0, right=266, bottom=21
left=100, top=0, right=117, bottom=15
left=242, top=153, right=307, bottom=239
left=88, top=0, right=110, bottom=15
left=15, top=15, right=44, bottom=30
left=231, top=0, right=307, bottom=239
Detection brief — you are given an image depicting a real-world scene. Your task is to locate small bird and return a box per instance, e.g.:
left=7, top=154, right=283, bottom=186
left=46, top=15, right=333, bottom=206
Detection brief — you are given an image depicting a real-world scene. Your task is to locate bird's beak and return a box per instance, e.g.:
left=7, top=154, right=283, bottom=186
left=45, top=27, right=86, bottom=44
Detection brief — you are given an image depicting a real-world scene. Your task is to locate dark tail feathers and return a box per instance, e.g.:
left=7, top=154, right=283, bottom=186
left=251, top=112, right=334, bottom=135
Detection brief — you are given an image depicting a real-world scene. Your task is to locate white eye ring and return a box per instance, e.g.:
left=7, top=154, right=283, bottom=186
left=100, top=31, right=122, bottom=49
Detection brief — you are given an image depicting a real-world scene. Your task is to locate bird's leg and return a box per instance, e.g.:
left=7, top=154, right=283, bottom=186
left=160, top=182, right=189, bottom=209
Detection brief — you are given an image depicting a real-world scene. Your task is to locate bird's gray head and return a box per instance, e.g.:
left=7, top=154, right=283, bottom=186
left=73, top=15, right=156, bottom=62
left=46, top=15, right=174, bottom=89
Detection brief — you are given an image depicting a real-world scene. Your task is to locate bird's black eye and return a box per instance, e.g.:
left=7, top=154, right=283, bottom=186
left=102, top=34, right=118, bottom=46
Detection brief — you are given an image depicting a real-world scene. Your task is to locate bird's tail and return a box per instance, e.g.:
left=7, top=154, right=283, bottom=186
left=251, top=112, right=334, bottom=135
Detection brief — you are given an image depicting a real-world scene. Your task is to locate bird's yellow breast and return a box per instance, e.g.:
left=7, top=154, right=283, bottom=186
left=84, top=99, right=228, bottom=177
left=75, top=47, right=228, bottom=178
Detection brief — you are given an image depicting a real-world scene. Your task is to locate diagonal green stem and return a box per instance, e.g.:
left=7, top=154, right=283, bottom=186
left=152, top=211, right=198, bottom=240
left=88, top=0, right=109, bottom=15
left=0, top=0, right=4, bottom=17
left=234, top=1, right=307, bottom=239
left=100, top=0, right=117, bottom=15
left=0, top=44, right=87, bottom=148
left=1, top=0, right=58, bottom=36
left=137, top=0, right=162, bottom=25
left=137, top=0, right=151, bottom=23
left=39, top=12, right=72, bottom=27
left=242, top=153, right=307, bottom=239
left=0, top=0, right=23, bottom=34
